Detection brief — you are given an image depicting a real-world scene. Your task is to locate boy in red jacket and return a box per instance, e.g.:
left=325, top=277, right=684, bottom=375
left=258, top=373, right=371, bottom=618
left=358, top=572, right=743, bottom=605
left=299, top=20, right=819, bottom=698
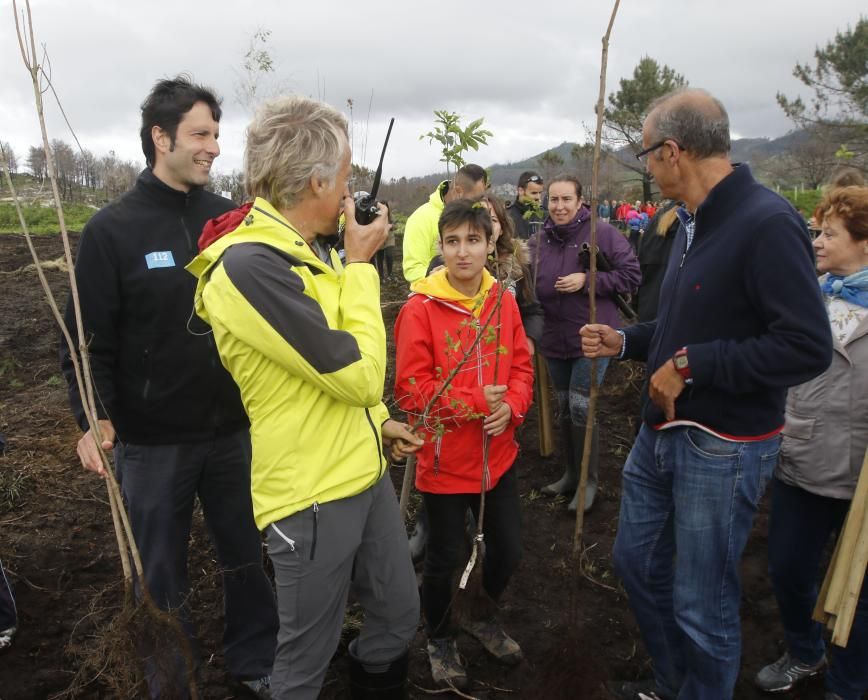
left=394, top=199, right=534, bottom=690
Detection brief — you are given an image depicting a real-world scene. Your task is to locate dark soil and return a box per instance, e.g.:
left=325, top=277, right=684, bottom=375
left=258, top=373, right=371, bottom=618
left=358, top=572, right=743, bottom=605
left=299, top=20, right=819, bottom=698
left=0, top=232, right=827, bottom=699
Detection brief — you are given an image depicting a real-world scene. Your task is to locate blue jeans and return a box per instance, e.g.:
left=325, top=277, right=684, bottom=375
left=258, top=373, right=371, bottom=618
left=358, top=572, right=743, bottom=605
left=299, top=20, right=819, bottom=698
left=768, top=478, right=868, bottom=700
left=613, top=425, right=779, bottom=699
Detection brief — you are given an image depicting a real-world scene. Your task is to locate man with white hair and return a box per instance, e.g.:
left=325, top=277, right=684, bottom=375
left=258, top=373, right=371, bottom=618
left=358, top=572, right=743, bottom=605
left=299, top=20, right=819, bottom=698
left=187, top=95, right=421, bottom=699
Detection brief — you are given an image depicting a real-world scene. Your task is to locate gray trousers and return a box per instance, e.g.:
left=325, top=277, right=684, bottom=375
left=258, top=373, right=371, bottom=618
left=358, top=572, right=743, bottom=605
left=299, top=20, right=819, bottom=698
left=115, top=429, right=278, bottom=687
left=266, top=474, right=419, bottom=699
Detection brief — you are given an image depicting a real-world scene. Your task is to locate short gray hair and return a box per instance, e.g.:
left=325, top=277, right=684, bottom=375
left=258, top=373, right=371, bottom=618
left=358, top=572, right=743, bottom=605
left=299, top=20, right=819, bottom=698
left=647, top=88, right=730, bottom=158
left=244, top=96, right=348, bottom=209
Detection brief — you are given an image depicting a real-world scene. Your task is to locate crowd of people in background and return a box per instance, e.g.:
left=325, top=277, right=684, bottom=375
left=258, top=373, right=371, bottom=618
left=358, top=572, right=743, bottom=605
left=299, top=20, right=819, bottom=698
left=4, top=74, right=856, bottom=700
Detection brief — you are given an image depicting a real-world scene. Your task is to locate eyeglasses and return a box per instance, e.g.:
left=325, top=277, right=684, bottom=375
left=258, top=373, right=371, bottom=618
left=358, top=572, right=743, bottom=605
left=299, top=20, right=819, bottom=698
left=523, top=175, right=542, bottom=184
left=635, top=139, right=683, bottom=163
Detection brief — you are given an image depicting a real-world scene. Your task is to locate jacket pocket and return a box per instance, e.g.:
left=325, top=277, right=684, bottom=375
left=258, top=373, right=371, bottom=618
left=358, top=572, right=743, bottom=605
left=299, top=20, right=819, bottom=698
left=782, top=413, right=815, bottom=440
left=141, top=347, right=151, bottom=400
left=310, top=502, right=319, bottom=561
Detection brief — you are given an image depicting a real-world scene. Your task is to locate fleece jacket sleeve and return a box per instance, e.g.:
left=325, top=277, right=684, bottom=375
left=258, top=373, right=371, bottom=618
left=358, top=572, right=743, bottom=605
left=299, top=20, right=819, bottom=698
left=687, top=213, right=833, bottom=392
left=60, top=220, right=120, bottom=430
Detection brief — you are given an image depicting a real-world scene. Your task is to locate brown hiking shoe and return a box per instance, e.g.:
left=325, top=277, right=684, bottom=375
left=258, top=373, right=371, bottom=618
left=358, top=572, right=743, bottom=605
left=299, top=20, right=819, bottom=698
left=461, top=618, right=523, bottom=665
left=427, top=637, right=468, bottom=690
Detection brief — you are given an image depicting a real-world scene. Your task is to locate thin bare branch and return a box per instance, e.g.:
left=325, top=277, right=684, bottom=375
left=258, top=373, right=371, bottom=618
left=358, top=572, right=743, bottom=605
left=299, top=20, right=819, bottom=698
left=574, top=0, right=620, bottom=555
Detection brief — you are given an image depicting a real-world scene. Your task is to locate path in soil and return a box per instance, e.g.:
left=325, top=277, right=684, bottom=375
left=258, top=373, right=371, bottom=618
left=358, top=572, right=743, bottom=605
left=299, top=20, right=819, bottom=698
left=0, top=232, right=828, bottom=699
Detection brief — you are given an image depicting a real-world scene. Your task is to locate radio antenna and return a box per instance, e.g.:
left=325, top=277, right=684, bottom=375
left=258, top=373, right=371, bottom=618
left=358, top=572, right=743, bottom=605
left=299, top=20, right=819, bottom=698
left=368, top=117, right=394, bottom=200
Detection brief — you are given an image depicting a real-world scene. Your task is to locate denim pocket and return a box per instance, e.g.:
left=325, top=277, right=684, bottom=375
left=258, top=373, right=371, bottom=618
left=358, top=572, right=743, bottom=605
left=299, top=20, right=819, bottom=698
left=684, top=427, right=740, bottom=459
left=757, top=437, right=781, bottom=496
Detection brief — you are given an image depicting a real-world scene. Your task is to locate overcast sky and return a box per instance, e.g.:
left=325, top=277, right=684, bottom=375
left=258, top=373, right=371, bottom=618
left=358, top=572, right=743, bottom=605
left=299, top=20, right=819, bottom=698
left=0, top=0, right=864, bottom=181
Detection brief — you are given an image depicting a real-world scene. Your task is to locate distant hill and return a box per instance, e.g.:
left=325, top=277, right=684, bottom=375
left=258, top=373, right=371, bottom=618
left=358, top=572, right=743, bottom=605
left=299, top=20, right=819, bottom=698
left=383, top=131, right=810, bottom=214
left=488, top=133, right=804, bottom=186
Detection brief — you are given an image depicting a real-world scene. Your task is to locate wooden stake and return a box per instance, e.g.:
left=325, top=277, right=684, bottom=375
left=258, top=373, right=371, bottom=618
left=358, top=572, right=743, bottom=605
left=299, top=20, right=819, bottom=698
left=535, top=353, right=555, bottom=457
left=813, top=448, right=868, bottom=648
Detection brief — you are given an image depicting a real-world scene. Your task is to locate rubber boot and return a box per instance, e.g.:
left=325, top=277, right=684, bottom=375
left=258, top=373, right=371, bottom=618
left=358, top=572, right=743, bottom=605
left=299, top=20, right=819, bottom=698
left=348, top=642, right=409, bottom=699
left=568, top=422, right=599, bottom=513
left=540, top=415, right=579, bottom=496
left=408, top=503, right=428, bottom=565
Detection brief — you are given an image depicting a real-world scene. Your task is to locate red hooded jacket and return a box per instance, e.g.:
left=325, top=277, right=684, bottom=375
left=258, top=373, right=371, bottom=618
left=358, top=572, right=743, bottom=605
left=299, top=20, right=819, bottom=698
left=394, top=270, right=534, bottom=494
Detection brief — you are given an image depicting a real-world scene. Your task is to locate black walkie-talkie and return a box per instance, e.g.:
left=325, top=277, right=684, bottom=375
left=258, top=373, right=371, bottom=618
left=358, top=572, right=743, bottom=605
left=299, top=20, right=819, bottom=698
left=354, top=117, right=395, bottom=225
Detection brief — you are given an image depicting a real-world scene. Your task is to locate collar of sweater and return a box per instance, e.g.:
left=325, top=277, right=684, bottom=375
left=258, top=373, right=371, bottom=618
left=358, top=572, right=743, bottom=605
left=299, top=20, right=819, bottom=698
left=410, top=268, right=495, bottom=315
left=137, top=168, right=203, bottom=209
left=543, top=204, right=591, bottom=243
left=691, top=162, right=753, bottom=222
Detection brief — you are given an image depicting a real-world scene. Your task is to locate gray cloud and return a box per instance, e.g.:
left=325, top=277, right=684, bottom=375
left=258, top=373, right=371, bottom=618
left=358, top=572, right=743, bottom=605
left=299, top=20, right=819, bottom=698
left=1, top=0, right=862, bottom=178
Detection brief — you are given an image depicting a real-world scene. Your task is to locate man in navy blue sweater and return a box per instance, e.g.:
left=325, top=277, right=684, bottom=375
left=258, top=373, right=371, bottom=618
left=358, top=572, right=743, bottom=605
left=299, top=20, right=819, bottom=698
left=581, top=89, right=832, bottom=700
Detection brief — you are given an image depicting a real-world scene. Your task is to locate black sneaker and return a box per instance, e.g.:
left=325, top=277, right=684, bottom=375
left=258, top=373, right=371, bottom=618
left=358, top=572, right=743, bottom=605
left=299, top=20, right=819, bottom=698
left=754, top=652, right=826, bottom=693
left=608, top=679, right=671, bottom=699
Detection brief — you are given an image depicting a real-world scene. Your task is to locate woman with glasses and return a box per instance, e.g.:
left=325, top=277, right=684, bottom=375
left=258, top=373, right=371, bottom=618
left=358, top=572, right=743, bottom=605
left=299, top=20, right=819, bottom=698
left=531, top=174, right=640, bottom=513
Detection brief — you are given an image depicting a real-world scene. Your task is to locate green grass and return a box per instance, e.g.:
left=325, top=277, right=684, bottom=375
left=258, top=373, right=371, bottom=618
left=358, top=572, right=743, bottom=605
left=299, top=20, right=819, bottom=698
left=0, top=202, right=96, bottom=233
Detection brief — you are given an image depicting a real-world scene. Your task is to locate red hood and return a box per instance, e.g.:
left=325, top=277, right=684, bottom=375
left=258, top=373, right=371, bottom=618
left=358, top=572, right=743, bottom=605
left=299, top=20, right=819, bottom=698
left=198, top=202, right=253, bottom=252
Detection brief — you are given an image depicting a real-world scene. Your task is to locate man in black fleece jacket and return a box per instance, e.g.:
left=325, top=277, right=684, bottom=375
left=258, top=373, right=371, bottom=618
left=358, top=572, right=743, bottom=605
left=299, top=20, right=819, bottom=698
left=581, top=89, right=832, bottom=700
left=60, top=77, right=277, bottom=698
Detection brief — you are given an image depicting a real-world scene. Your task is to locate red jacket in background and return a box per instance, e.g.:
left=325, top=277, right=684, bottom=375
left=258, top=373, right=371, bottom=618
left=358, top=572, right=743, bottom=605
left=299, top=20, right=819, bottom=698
left=616, top=202, right=630, bottom=222
left=394, top=273, right=534, bottom=494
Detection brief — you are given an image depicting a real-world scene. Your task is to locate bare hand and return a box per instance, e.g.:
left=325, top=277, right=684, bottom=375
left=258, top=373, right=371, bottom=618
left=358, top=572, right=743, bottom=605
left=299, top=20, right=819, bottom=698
left=342, top=197, right=389, bottom=264
left=482, top=384, right=508, bottom=413
left=77, top=419, right=115, bottom=477
left=554, top=272, right=586, bottom=294
left=526, top=337, right=535, bottom=356
left=648, top=360, right=686, bottom=421
left=381, top=419, right=424, bottom=462
left=483, top=402, right=512, bottom=436
left=580, top=324, right=622, bottom=358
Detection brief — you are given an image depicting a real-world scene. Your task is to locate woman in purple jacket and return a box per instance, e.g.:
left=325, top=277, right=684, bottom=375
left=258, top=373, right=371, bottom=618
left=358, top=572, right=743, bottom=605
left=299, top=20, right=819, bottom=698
left=532, top=175, right=641, bottom=512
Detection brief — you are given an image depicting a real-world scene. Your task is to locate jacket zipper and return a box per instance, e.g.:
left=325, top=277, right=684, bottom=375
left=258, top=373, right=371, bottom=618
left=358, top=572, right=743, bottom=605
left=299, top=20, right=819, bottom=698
left=181, top=195, right=195, bottom=254
left=364, top=407, right=385, bottom=479
left=310, top=502, right=319, bottom=560
left=477, top=335, right=490, bottom=490
left=142, top=348, right=151, bottom=399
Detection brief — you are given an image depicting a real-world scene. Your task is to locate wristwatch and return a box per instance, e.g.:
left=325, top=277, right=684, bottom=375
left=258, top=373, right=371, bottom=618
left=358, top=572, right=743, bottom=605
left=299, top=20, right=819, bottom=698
left=672, top=347, right=691, bottom=382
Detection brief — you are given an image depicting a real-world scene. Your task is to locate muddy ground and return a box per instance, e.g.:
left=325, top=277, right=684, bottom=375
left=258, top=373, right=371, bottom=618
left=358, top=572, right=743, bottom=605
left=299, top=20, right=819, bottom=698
left=0, top=232, right=831, bottom=699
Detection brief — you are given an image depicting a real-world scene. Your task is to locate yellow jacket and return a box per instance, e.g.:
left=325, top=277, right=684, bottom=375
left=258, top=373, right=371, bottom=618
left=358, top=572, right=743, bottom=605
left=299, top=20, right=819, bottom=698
left=187, top=198, right=389, bottom=529
left=401, top=182, right=446, bottom=283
